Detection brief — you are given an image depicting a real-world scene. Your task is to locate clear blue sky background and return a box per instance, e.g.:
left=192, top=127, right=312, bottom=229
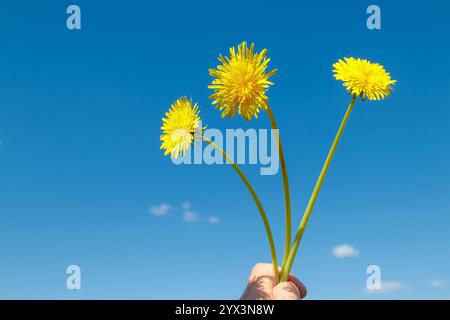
left=0, top=0, right=449, bottom=299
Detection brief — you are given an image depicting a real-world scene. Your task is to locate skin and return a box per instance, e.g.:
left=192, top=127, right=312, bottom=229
left=240, top=263, right=307, bottom=300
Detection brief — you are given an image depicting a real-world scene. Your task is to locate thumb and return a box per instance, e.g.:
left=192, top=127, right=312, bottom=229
left=273, top=281, right=301, bottom=300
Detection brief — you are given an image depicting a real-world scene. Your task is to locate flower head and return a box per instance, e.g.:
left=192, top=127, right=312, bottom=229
left=333, top=57, right=396, bottom=100
left=160, top=97, right=201, bottom=159
left=208, top=42, right=277, bottom=120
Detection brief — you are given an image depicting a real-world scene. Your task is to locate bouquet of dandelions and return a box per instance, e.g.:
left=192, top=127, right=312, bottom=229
left=160, top=42, right=396, bottom=283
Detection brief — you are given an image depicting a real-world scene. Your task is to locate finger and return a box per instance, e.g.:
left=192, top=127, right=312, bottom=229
left=273, top=281, right=301, bottom=300
left=243, top=263, right=278, bottom=299
left=249, top=263, right=278, bottom=285
left=287, top=274, right=307, bottom=298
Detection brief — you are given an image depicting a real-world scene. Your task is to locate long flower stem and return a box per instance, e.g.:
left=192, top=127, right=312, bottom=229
left=199, top=135, right=280, bottom=283
left=280, top=95, right=357, bottom=282
left=267, top=106, right=292, bottom=275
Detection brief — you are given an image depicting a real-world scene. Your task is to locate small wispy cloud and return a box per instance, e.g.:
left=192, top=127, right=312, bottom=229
left=149, top=204, right=171, bottom=217
left=150, top=202, right=220, bottom=225
left=183, top=210, right=199, bottom=223
left=430, top=279, right=447, bottom=287
left=366, top=281, right=407, bottom=294
left=181, top=202, right=191, bottom=210
left=207, top=216, right=220, bottom=224
left=332, top=244, right=359, bottom=258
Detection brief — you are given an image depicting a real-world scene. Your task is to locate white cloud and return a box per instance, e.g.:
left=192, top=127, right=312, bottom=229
left=150, top=202, right=218, bottom=225
left=181, top=202, right=191, bottom=210
left=366, top=281, right=407, bottom=294
left=430, top=279, right=447, bottom=287
left=149, top=204, right=171, bottom=217
left=183, top=211, right=199, bottom=223
left=332, top=244, right=359, bottom=258
left=207, top=216, right=220, bottom=224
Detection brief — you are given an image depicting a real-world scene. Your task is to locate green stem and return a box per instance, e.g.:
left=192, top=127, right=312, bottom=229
left=267, top=107, right=292, bottom=276
left=199, top=135, right=280, bottom=283
left=280, top=95, right=357, bottom=282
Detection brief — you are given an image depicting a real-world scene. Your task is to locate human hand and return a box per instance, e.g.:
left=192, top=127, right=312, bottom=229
left=240, top=263, right=307, bottom=300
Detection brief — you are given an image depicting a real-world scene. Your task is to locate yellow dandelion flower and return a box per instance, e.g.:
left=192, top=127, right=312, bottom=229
left=208, top=42, right=278, bottom=120
left=333, top=57, right=396, bottom=100
left=160, top=97, right=201, bottom=159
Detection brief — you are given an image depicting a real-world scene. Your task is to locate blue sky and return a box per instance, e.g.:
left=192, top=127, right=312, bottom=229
left=0, top=0, right=449, bottom=299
